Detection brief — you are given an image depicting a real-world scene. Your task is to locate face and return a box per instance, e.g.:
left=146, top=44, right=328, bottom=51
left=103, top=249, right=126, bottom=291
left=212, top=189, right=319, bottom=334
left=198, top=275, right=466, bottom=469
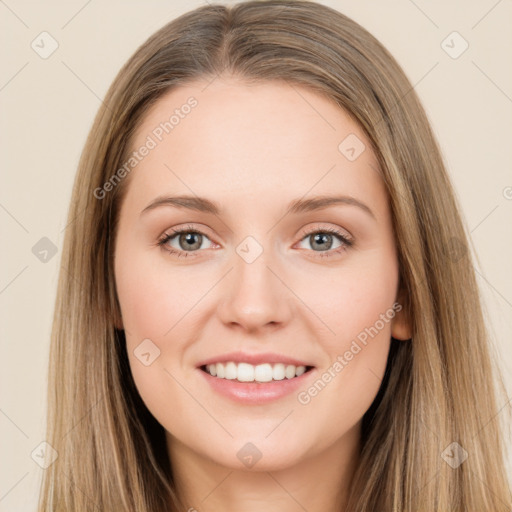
left=114, top=77, right=409, bottom=472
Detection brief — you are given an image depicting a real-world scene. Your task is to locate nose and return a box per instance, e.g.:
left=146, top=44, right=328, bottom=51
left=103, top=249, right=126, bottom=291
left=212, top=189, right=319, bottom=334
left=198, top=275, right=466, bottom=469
left=216, top=245, right=293, bottom=333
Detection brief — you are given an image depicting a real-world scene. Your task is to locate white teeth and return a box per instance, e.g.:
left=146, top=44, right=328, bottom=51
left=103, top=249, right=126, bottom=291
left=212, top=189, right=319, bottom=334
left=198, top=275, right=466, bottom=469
left=205, top=362, right=309, bottom=382
left=225, top=362, right=238, bottom=380
left=295, top=365, right=306, bottom=377
left=273, top=363, right=285, bottom=381
left=238, top=362, right=255, bottom=382
left=215, top=363, right=225, bottom=378
left=285, top=364, right=296, bottom=379
left=255, top=363, right=273, bottom=382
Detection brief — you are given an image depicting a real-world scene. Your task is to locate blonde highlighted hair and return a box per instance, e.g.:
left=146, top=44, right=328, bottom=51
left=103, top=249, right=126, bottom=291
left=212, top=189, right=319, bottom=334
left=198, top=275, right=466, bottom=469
left=39, top=1, right=511, bottom=510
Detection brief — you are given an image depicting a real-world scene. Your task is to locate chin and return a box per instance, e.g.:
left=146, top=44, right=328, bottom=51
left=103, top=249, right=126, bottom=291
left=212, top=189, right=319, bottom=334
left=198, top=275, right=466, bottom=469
left=203, top=434, right=311, bottom=472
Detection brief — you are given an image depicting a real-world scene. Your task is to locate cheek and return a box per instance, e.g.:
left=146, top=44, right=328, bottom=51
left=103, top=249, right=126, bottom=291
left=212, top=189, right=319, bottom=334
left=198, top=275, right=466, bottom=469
left=312, top=251, right=399, bottom=351
left=114, top=242, right=214, bottom=414
left=115, top=254, right=192, bottom=429
left=115, top=246, right=192, bottom=338
left=294, top=250, right=398, bottom=437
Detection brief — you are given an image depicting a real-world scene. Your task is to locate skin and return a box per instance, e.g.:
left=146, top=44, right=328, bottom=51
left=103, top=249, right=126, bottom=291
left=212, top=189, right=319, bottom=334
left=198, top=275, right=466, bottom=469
left=114, top=76, right=410, bottom=512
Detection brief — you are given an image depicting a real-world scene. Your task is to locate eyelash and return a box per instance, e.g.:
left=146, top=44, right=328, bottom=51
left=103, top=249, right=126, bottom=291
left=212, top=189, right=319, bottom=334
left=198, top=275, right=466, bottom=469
left=156, top=224, right=354, bottom=259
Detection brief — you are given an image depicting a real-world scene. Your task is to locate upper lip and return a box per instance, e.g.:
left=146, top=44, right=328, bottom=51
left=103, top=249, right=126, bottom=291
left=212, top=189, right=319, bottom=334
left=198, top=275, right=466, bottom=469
left=197, top=351, right=315, bottom=368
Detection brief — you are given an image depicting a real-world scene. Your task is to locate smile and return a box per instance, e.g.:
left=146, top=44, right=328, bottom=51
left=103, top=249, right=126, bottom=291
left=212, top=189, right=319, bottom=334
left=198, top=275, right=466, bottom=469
left=201, top=362, right=314, bottom=383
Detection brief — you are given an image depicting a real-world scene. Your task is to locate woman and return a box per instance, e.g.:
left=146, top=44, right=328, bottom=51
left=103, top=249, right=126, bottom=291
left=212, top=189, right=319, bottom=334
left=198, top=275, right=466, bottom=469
left=39, top=1, right=511, bottom=510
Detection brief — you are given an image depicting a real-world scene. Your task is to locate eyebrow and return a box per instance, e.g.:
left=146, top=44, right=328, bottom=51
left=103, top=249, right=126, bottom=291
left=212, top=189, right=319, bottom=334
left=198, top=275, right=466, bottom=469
left=140, top=194, right=376, bottom=219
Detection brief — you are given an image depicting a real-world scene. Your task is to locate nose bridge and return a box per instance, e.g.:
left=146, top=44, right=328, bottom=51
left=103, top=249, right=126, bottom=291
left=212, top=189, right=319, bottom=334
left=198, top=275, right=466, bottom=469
left=217, top=235, right=291, bottom=330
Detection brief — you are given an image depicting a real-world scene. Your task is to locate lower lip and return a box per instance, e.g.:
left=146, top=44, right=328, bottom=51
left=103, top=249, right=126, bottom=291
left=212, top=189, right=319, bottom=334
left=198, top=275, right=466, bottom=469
left=197, top=366, right=317, bottom=404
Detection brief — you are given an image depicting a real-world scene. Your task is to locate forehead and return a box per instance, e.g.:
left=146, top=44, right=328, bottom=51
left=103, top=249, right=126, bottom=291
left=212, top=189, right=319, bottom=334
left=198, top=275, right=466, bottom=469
left=120, top=77, right=386, bottom=219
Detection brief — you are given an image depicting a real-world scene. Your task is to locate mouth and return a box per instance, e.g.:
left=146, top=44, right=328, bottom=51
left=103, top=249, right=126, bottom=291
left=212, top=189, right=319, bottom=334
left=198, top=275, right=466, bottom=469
left=199, top=362, right=316, bottom=383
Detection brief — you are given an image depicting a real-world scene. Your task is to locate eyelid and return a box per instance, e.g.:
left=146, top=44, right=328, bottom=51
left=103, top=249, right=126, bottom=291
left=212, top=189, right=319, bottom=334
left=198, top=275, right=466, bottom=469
left=296, top=222, right=353, bottom=242
left=160, top=223, right=216, bottom=241
left=157, top=224, right=217, bottom=249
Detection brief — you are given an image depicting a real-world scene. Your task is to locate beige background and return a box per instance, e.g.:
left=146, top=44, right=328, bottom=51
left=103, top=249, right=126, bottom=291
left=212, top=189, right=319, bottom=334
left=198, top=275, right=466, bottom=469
left=1, top=0, right=511, bottom=509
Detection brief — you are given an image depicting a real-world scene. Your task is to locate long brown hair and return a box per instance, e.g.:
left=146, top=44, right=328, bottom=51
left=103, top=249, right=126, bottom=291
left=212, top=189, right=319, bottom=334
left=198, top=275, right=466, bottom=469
left=39, top=1, right=511, bottom=510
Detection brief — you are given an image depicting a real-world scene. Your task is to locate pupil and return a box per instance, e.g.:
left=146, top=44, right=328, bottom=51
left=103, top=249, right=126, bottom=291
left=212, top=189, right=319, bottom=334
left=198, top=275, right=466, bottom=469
left=181, top=232, right=201, bottom=250
left=312, top=233, right=332, bottom=250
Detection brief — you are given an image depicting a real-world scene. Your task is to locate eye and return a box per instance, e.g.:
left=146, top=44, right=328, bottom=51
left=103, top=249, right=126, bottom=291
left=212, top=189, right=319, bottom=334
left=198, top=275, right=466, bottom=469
left=157, top=224, right=215, bottom=258
left=295, top=226, right=353, bottom=258
left=156, top=224, right=353, bottom=259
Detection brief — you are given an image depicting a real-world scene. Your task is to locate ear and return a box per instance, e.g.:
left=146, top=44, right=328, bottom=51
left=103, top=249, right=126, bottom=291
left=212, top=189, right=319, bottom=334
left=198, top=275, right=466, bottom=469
left=391, top=285, right=412, bottom=341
